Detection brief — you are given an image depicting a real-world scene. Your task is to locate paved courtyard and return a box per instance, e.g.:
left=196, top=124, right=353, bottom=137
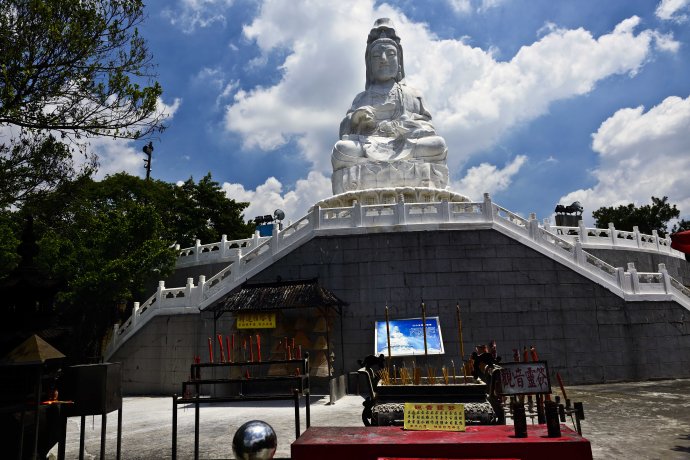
left=54, top=378, right=690, bottom=459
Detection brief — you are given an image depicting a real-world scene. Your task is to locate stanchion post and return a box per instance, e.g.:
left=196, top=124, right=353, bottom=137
left=293, top=389, right=301, bottom=439
left=194, top=399, right=200, bottom=460
left=100, top=412, right=107, bottom=460
left=117, top=407, right=122, bottom=460
left=79, top=415, right=86, bottom=460
left=172, top=395, right=177, bottom=460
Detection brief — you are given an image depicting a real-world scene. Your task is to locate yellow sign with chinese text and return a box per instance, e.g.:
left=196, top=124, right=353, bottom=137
left=237, top=313, right=276, bottom=329
left=403, top=402, right=465, bottom=432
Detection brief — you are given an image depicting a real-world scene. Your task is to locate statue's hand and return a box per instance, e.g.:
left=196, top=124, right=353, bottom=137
left=351, top=106, right=376, bottom=135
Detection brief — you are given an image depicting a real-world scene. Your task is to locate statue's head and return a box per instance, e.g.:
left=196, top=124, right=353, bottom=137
left=365, top=18, right=405, bottom=88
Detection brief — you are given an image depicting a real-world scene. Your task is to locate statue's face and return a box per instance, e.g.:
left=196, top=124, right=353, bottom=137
left=369, top=42, right=399, bottom=83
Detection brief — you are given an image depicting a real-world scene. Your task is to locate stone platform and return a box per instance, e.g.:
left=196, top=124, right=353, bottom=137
left=332, top=160, right=449, bottom=194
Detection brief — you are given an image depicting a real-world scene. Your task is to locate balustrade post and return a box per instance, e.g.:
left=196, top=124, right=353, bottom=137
left=271, top=222, right=280, bottom=255
left=528, top=213, right=539, bottom=240
left=574, top=241, right=586, bottom=265
left=185, top=278, right=194, bottom=307
left=311, top=205, right=321, bottom=230
left=627, top=262, right=639, bottom=293
left=353, top=202, right=363, bottom=227
left=220, top=234, right=228, bottom=258
left=196, top=275, right=206, bottom=303
left=132, top=302, right=140, bottom=325
left=659, top=263, right=672, bottom=294
left=543, top=217, right=551, bottom=233
left=608, top=223, right=616, bottom=246
left=633, top=226, right=642, bottom=248
left=396, top=196, right=406, bottom=225
left=652, top=230, right=661, bottom=252
left=253, top=230, right=261, bottom=247
left=483, top=193, right=493, bottom=222
left=440, top=199, right=450, bottom=222
left=233, top=252, right=242, bottom=282
left=156, top=281, right=165, bottom=305
left=112, top=324, right=120, bottom=344
left=194, top=239, right=201, bottom=263
left=615, top=267, right=626, bottom=290
left=578, top=220, right=588, bottom=244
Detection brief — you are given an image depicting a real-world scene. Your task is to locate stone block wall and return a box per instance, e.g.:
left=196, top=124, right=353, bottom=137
left=248, top=229, right=690, bottom=385
left=113, top=228, right=690, bottom=393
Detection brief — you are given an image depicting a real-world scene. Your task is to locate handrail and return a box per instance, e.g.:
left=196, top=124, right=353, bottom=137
left=544, top=221, right=682, bottom=256
left=104, top=194, right=690, bottom=360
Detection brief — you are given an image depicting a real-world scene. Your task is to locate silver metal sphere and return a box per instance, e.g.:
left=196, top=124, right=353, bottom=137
left=232, top=420, right=277, bottom=460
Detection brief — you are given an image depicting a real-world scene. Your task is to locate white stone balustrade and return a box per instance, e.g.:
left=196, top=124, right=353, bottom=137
left=175, top=233, right=270, bottom=268
left=104, top=195, right=690, bottom=360
left=543, top=220, right=682, bottom=256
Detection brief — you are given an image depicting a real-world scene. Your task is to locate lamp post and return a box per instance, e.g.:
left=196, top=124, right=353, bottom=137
left=142, top=142, right=153, bottom=180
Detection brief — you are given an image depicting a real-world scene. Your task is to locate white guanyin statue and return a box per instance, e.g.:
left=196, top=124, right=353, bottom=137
left=331, top=18, right=449, bottom=195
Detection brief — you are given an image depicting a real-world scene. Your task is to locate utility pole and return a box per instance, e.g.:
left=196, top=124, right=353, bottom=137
left=142, top=142, right=153, bottom=180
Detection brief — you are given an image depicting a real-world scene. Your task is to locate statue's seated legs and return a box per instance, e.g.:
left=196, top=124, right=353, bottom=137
left=332, top=135, right=447, bottom=171
left=332, top=138, right=368, bottom=171
left=409, top=136, right=448, bottom=162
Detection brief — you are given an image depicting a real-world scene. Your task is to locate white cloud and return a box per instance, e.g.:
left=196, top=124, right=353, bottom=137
left=655, top=0, right=690, bottom=22
left=162, top=0, right=235, bottom=33
left=448, top=0, right=471, bottom=14
left=222, top=170, right=332, bottom=222
left=559, top=94, right=690, bottom=224
left=448, top=0, right=507, bottom=14
left=454, top=155, right=527, bottom=201
left=220, top=2, right=677, bottom=219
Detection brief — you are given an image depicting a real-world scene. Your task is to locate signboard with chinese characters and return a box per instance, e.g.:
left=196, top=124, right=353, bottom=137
left=497, top=361, right=551, bottom=395
left=375, top=316, right=445, bottom=356
left=237, top=312, right=276, bottom=329
left=403, top=403, right=465, bottom=432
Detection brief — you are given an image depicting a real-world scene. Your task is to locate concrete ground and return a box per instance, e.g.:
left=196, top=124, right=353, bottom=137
left=52, top=378, right=690, bottom=459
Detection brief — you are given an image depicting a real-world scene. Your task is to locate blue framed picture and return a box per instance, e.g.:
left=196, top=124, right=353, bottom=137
left=375, top=316, right=445, bottom=356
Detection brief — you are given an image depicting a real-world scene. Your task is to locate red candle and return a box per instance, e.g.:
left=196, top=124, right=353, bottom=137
left=297, top=345, right=302, bottom=360
left=287, top=345, right=292, bottom=360
left=243, top=339, right=247, bottom=361
left=256, top=334, right=262, bottom=362
left=226, top=336, right=231, bottom=363
left=245, top=369, right=251, bottom=379
left=231, top=334, right=235, bottom=363
left=217, top=334, right=225, bottom=363
left=292, top=337, right=295, bottom=350
left=249, top=336, right=254, bottom=362
left=207, top=338, right=214, bottom=363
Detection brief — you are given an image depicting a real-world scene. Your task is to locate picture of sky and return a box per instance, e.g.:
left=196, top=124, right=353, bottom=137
left=376, top=317, right=445, bottom=356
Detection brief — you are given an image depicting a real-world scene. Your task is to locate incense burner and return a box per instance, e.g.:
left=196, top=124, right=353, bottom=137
left=358, top=367, right=501, bottom=426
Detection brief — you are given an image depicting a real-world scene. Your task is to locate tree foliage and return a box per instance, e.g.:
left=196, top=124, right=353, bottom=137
left=0, top=0, right=164, bottom=208
left=0, top=0, right=163, bottom=139
left=592, top=196, right=680, bottom=238
left=672, top=219, right=690, bottom=234
left=3, top=173, right=252, bottom=358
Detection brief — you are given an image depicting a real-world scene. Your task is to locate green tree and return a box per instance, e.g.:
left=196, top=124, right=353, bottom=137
left=0, top=0, right=164, bottom=207
left=0, top=211, right=20, bottom=278
left=592, top=196, right=680, bottom=238
left=170, top=173, right=253, bottom=246
left=0, top=0, right=163, bottom=138
left=10, top=173, right=252, bottom=358
left=672, top=219, right=690, bottom=234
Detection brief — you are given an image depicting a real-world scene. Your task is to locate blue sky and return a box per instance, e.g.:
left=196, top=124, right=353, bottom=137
left=91, top=0, right=690, bottom=228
